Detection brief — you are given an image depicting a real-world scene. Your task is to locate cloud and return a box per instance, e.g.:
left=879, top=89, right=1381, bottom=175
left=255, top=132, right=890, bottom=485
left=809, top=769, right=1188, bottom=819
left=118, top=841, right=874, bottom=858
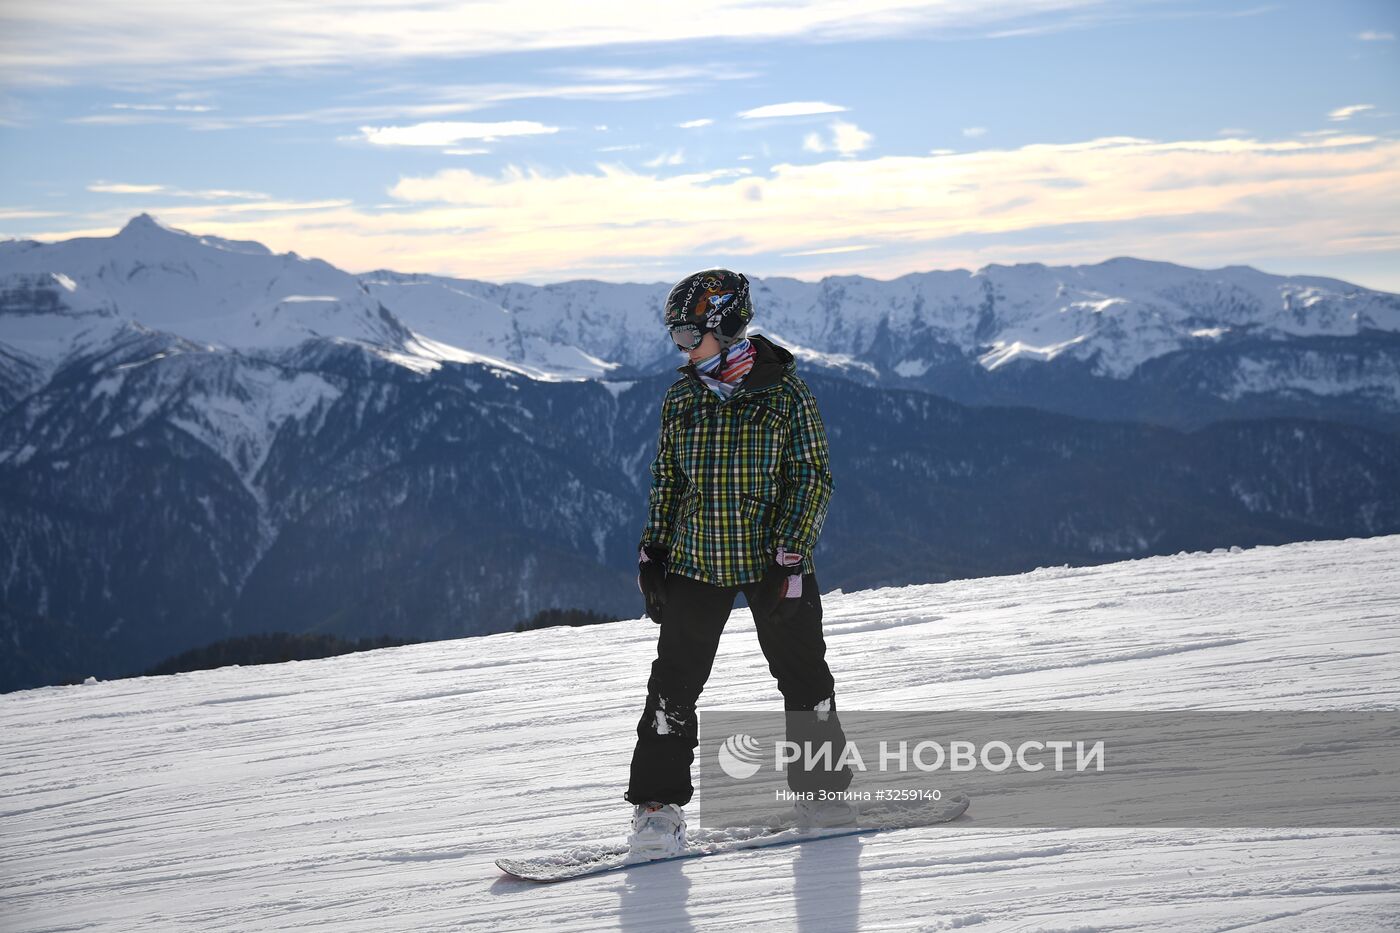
left=1328, top=104, right=1374, bottom=122
left=188, top=189, right=271, bottom=200
left=642, top=149, right=685, bottom=168
left=444, top=148, right=490, bottom=156
left=359, top=120, right=558, bottom=146
left=88, top=182, right=166, bottom=194
left=0, top=208, right=62, bottom=220
left=166, top=198, right=351, bottom=215
left=67, top=79, right=711, bottom=129
left=986, top=1, right=1274, bottom=39
left=1, top=1, right=1112, bottom=84
left=87, top=181, right=270, bottom=199
left=551, top=65, right=741, bottom=83
left=962, top=126, right=988, bottom=138
left=364, top=132, right=1398, bottom=278
left=739, top=101, right=848, bottom=119
left=70, top=113, right=202, bottom=126
left=784, top=244, right=873, bottom=256
left=253, top=70, right=763, bottom=125
left=63, top=100, right=218, bottom=124
left=677, top=118, right=713, bottom=129
left=802, top=120, right=873, bottom=156
left=1357, top=31, right=1394, bottom=41
left=111, top=103, right=214, bottom=112
left=22, top=132, right=1397, bottom=286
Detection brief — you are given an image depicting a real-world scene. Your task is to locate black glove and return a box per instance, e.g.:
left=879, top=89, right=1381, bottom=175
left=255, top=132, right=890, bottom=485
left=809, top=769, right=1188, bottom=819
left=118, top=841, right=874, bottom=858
left=637, top=542, right=670, bottom=624
left=754, top=548, right=805, bottom=624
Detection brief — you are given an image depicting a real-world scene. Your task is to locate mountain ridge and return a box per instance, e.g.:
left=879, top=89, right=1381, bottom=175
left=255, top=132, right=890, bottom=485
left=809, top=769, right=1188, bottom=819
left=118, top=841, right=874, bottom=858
left=5, top=215, right=1398, bottom=397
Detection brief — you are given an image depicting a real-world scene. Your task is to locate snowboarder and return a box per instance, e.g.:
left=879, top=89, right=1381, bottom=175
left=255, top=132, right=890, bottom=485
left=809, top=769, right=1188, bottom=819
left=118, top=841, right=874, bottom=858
left=627, top=268, right=852, bottom=857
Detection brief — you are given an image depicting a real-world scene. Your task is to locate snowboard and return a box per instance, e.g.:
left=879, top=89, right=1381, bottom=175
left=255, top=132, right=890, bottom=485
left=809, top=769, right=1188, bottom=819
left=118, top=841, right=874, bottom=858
left=495, top=793, right=970, bottom=883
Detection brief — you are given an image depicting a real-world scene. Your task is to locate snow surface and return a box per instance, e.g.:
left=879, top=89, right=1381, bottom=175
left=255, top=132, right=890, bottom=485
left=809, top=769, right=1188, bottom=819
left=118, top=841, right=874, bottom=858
left=3, top=536, right=1398, bottom=931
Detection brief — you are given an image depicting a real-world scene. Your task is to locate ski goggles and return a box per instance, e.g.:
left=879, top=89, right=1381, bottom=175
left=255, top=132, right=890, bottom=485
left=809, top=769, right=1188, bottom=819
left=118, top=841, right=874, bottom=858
left=668, top=322, right=705, bottom=351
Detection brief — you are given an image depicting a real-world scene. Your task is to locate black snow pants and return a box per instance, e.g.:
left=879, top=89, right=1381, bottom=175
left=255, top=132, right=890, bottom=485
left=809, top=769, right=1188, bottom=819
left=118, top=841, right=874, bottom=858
left=625, top=569, right=852, bottom=807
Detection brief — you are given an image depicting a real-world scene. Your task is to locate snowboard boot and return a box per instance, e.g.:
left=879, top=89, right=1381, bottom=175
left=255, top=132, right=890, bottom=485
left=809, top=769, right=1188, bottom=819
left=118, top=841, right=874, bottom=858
left=794, top=795, right=857, bottom=829
left=628, top=801, right=686, bottom=858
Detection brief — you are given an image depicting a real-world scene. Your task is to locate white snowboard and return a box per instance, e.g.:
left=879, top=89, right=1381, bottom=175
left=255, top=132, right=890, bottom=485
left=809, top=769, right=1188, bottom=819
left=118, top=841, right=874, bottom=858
left=496, top=793, right=970, bottom=883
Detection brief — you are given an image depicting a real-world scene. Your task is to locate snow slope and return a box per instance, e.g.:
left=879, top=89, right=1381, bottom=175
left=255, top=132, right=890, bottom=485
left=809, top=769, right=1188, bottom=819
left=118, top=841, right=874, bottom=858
left=2, top=537, right=1398, bottom=932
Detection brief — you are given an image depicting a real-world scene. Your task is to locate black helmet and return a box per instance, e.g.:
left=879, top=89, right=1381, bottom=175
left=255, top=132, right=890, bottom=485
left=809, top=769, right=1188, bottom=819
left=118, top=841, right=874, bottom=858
left=663, top=269, right=753, bottom=351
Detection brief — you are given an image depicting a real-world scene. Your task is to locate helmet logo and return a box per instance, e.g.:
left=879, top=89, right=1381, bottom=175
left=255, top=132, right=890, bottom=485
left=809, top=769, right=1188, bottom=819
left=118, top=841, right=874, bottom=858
left=664, top=269, right=753, bottom=347
left=703, top=292, right=734, bottom=329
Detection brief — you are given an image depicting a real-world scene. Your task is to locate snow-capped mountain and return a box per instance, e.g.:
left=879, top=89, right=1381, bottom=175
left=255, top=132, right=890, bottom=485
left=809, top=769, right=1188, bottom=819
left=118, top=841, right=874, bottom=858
left=2, top=216, right=1399, bottom=693
left=364, top=259, right=1400, bottom=431
left=4, top=536, right=1398, bottom=930
left=361, top=257, right=1400, bottom=382
left=364, top=259, right=1400, bottom=427
left=4, top=214, right=1399, bottom=425
left=0, top=214, right=410, bottom=368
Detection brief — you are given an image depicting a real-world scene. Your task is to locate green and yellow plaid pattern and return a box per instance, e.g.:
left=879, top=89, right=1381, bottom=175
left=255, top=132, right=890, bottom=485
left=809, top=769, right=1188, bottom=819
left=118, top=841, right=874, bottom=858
left=641, top=369, right=833, bottom=586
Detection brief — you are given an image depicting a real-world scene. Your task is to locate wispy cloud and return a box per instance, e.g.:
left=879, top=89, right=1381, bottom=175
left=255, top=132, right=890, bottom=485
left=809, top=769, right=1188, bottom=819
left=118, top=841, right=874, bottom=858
left=1, top=1, right=1112, bottom=84
left=88, top=182, right=166, bottom=194
left=642, top=149, right=686, bottom=168
left=184, top=199, right=351, bottom=215
left=802, top=120, right=872, bottom=156
left=962, top=126, right=988, bottom=138
left=110, top=102, right=214, bottom=112
left=549, top=65, right=746, bottom=83
left=0, top=208, right=63, bottom=220
left=67, top=79, right=710, bottom=129
left=739, top=101, right=848, bottom=119
left=677, top=118, right=713, bottom=129
left=1357, top=30, right=1394, bottom=41
left=87, top=181, right=270, bottom=199
left=71, top=113, right=216, bottom=126
left=986, top=1, right=1275, bottom=39
left=784, top=244, right=873, bottom=256
left=359, top=120, right=558, bottom=147
left=1328, top=104, right=1374, bottom=122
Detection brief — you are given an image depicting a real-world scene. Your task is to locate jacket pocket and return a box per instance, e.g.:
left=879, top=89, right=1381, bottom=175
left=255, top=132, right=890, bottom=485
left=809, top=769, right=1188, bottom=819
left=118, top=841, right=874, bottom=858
left=738, top=493, right=775, bottom=528
left=734, top=402, right=787, bottom=472
left=738, top=401, right=786, bottom=435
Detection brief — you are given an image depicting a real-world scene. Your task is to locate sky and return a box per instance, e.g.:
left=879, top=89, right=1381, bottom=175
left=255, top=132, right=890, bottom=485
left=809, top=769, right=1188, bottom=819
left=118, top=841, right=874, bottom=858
left=1, top=0, right=1397, bottom=290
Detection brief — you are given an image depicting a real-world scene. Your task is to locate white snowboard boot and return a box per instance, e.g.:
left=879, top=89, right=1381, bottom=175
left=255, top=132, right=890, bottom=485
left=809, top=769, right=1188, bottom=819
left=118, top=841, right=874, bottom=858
left=794, top=795, right=858, bottom=829
left=628, top=802, right=686, bottom=858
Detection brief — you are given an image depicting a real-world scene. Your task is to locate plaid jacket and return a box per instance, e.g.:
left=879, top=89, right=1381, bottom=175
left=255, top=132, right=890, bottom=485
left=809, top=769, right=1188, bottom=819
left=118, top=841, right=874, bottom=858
left=640, top=334, right=834, bottom=586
